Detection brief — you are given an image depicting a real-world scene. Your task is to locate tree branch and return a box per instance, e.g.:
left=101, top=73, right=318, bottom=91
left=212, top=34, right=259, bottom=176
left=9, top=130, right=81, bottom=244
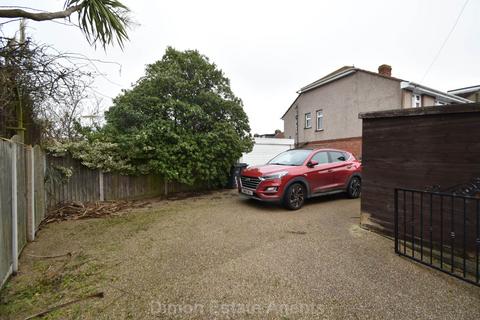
left=0, top=5, right=82, bottom=21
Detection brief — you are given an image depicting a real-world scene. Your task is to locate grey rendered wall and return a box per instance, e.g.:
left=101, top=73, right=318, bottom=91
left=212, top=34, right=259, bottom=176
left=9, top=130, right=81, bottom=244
left=283, top=106, right=297, bottom=140
left=283, top=71, right=402, bottom=144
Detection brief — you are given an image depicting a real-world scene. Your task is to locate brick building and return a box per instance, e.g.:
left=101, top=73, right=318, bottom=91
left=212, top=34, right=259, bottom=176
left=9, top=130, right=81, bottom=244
left=281, top=65, right=471, bottom=157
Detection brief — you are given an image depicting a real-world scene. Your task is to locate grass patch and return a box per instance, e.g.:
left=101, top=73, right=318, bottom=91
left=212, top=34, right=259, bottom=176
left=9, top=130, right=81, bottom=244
left=0, top=197, right=212, bottom=319
left=0, top=253, right=105, bottom=319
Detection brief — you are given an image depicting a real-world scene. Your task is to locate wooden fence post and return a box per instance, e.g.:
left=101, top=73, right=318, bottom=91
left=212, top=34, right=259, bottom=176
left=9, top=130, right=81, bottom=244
left=43, top=151, right=47, bottom=208
left=11, top=143, right=18, bottom=274
left=99, top=171, right=104, bottom=201
left=26, top=146, right=35, bottom=241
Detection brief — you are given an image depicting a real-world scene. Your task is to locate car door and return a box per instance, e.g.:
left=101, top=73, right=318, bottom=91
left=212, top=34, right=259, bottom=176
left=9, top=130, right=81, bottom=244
left=328, top=151, right=352, bottom=188
left=304, top=151, right=337, bottom=193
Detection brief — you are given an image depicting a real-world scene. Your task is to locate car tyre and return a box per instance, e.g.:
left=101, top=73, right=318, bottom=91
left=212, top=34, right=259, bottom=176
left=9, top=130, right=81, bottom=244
left=347, top=176, right=361, bottom=199
left=283, top=183, right=306, bottom=210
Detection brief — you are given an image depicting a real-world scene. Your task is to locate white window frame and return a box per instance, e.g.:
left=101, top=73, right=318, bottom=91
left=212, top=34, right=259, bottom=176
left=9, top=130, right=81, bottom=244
left=412, top=93, right=422, bottom=108
left=305, top=112, right=312, bottom=129
left=316, top=110, right=324, bottom=131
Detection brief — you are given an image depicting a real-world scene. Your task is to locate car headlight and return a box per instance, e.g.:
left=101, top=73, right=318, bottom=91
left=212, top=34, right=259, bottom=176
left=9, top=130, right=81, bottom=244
left=260, top=171, right=288, bottom=180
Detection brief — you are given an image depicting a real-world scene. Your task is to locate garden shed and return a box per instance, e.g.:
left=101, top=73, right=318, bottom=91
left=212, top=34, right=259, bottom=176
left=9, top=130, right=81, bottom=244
left=359, top=103, right=480, bottom=236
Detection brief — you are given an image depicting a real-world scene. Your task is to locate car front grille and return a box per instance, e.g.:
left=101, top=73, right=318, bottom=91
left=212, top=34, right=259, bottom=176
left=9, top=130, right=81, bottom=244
left=240, top=176, right=261, bottom=190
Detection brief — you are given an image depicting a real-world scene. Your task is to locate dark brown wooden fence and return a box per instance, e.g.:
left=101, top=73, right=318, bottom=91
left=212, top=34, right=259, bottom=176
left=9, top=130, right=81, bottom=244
left=359, top=103, right=480, bottom=236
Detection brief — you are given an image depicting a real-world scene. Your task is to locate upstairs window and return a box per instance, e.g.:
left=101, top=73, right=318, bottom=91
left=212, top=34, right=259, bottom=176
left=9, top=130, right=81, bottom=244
left=305, top=113, right=312, bottom=129
left=316, top=110, right=324, bottom=131
left=412, top=94, right=422, bottom=108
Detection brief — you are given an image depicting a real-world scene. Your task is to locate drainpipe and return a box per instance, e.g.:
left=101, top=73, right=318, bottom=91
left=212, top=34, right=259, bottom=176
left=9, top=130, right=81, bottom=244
left=294, top=105, right=299, bottom=148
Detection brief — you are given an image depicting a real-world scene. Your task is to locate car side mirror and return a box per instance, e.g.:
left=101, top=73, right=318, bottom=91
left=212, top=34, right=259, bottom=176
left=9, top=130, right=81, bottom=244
left=307, top=160, right=318, bottom=168
left=338, top=156, right=346, bottom=161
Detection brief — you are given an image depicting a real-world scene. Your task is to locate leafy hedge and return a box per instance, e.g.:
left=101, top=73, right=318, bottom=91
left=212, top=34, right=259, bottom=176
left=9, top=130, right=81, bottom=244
left=48, top=47, right=253, bottom=187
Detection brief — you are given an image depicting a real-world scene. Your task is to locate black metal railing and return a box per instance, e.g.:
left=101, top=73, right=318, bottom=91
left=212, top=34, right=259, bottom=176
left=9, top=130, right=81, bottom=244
left=394, top=188, right=480, bottom=286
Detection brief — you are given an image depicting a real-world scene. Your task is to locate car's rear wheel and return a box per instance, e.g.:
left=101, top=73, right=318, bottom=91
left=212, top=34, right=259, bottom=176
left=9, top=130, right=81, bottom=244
left=283, top=183, right=306, bottom=210
left=347, top=176, right=361, bottom=198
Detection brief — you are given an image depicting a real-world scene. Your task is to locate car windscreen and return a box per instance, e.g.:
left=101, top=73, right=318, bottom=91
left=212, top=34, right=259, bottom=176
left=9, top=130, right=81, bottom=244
left=268, top=149, right=312, bottom=166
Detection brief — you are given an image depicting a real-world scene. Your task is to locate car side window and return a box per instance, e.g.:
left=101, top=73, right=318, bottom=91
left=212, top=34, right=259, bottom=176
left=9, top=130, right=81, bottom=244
left=311, top=152, right=329, bottom=164
left=330, top=151, right=346, bottom=162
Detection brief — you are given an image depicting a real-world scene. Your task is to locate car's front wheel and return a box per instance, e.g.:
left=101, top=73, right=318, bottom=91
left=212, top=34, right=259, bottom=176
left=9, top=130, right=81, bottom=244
left=347, top=176, right=361, bottom=198
left=283, top=183, right=306, bottom=210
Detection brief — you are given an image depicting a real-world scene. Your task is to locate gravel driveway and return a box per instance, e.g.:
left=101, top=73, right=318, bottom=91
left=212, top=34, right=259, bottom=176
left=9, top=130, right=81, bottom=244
left=2, top=190, right=479, bottom=319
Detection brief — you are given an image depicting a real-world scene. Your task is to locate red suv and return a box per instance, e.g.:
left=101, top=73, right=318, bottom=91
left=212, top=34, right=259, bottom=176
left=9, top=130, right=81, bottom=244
left=238, top=148, right=361, bottom=210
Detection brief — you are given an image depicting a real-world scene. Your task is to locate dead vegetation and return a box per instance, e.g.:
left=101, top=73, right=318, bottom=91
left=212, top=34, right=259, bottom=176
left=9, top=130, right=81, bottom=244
left=43, top=200, right=151, bottom=224
left=42, top=190, right=215, bottom=224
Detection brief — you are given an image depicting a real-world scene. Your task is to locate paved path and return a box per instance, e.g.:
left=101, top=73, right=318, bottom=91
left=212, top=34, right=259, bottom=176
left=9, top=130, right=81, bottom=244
left=6, top=190, right=480, bottom=319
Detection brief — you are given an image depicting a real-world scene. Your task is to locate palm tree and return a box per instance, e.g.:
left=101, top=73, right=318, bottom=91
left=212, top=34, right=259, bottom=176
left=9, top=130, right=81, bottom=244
left=0, top=0, right=131, bottom=49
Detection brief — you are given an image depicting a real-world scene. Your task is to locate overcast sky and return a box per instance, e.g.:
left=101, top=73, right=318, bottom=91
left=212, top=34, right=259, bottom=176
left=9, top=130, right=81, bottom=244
left=2, top=0, right=479, bottom=134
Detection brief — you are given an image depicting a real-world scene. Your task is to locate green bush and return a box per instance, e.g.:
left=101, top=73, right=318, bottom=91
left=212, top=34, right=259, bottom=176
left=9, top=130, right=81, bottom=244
left=49, top=47, right=253, bottom=187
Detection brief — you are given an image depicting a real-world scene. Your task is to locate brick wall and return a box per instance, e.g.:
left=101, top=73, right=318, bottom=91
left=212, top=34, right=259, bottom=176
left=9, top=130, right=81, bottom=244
left=304, top=136, right=362, bottom=159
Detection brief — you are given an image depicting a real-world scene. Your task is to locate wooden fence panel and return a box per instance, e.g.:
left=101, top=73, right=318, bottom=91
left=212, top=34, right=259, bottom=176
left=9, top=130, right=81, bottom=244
left=33, top=146, right=46, bottom=229
left=46, top=155, right=100, bottom=207
left=47, top=156, right=169, bottom=204
left=15, top=144, right=28, bottom=253
left=45, top=155, right=207, bottom=207
left=0, top=140, right=13, bottom=287
left=103, top=173, right=165, bottom=200
left=0, top=138, right=34, bottom=287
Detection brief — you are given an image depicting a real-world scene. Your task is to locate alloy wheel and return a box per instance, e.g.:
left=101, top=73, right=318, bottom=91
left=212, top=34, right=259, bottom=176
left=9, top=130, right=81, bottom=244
left=289, top=184, right=305, bottom=209
left=349, top=178, right=361, bottom=198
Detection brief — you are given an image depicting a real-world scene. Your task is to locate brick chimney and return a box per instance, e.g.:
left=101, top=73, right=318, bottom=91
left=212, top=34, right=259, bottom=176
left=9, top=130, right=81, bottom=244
left=378, top=64, right=392, bottom=77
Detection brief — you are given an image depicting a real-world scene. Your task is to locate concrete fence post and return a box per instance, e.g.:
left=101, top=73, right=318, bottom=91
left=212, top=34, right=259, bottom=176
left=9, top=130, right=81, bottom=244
left=26, top=146, right=35, bottom=241
left=43, top=151, right=47, bottom=208
left=11, top=143, right=18, bottom=274
left=99, top=171, right=105, bottom=201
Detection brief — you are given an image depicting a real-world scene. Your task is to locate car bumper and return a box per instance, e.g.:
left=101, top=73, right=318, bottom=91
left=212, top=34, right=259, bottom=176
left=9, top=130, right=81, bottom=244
left=239, top=192, right=281, bottom=202
left=238, top=178, right=284, bottom=202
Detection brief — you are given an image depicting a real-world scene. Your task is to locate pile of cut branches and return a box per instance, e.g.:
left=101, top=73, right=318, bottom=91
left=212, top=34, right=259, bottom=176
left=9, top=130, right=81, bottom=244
left=44, top=200, right=149, bottom=224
